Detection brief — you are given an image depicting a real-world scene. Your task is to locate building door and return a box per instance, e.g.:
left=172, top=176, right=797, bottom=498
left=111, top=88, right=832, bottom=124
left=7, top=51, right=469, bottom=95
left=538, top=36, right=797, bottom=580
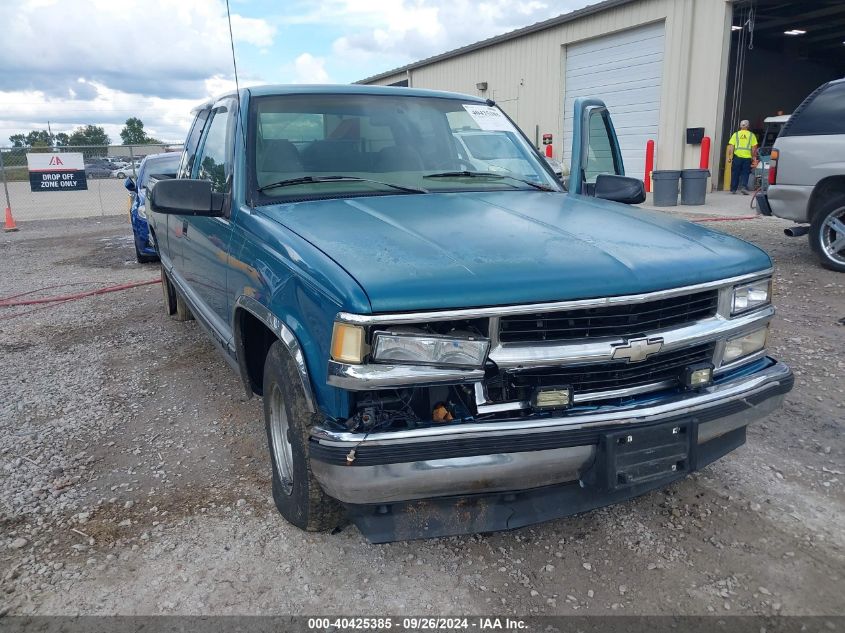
left=563, top=22, right=665, bottom=182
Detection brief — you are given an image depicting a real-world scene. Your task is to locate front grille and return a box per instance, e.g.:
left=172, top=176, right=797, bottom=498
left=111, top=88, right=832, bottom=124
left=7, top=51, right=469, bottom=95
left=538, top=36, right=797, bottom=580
left=498, top=289, right=719, bottom=343
left=491, top=342, right=716, bottom=401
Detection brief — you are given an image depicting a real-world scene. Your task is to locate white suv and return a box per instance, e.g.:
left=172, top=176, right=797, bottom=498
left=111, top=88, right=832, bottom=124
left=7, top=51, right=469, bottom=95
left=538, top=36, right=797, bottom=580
left=763, top=78, right=845, bottom=272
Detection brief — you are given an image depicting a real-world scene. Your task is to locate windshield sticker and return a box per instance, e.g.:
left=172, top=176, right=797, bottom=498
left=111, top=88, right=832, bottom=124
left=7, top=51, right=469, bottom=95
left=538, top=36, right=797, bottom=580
left=462, top=105, right=517, bottom=132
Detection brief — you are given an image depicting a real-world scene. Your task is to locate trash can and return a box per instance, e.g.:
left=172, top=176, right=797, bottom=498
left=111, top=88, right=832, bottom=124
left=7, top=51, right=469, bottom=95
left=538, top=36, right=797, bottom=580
left=680, top=168, right=710, bottom=205
left=652, top=170, right=682, bottom=206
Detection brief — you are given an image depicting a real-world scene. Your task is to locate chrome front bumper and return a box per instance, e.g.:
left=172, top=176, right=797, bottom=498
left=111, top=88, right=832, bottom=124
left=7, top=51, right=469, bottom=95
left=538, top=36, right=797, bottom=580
left=310, top=361, right=792, bottom=505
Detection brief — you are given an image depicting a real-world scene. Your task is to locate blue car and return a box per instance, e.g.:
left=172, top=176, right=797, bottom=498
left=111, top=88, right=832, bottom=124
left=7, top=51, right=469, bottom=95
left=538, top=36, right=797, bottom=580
left=124, top=152, right=181, bottom=263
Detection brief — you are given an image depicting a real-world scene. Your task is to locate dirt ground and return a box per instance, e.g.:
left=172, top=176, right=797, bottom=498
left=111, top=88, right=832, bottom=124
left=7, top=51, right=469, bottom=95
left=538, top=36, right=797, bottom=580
left=0, top=212, right=842, bottom=616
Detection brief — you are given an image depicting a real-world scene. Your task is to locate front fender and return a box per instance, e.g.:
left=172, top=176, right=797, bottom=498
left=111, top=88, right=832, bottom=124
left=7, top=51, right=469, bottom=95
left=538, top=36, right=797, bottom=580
left=228, top=205, right=370, bottom=419
left=233, top=295, right=317, bottom=411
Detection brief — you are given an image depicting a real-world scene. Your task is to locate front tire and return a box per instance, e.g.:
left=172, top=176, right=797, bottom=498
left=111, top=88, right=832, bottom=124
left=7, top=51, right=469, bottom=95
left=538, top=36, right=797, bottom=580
left=263, top=341, right=344, bottom=532
left=135, top=242, right=158, bottom=264
left=809, top=194, right=845, bottom=272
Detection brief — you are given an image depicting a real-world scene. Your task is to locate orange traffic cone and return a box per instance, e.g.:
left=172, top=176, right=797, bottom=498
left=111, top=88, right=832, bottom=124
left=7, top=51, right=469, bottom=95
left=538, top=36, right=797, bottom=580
left=3, top=206, right=18, bottom=232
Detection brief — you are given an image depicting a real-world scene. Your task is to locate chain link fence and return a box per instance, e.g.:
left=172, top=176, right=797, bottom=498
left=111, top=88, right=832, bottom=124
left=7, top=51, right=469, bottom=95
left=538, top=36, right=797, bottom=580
left=1, top=144, right=183, bottom=223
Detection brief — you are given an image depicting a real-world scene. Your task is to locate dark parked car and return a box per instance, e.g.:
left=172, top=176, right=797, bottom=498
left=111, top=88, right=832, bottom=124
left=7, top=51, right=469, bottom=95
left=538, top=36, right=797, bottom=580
left=123, top=152, right=181, bottom=263
left=84, top=160, right=113, bottom=179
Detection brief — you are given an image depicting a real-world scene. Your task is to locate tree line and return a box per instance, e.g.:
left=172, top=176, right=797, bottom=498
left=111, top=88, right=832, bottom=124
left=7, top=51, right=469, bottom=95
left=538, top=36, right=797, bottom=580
left=8, top=117, right=162, bottom=148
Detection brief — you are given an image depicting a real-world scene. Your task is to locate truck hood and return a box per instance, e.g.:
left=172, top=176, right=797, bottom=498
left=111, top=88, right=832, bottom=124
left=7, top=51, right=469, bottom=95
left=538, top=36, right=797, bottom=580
left=261, top=191, right=771, bottom=312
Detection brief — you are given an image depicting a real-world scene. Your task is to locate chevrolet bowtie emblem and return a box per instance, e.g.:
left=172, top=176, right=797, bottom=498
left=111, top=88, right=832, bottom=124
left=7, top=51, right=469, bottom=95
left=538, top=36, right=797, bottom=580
left=611, top=337, right=664, bottom=363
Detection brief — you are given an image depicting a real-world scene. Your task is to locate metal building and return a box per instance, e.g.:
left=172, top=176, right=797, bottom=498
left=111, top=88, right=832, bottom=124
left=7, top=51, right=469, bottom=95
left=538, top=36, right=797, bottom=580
left=359, top=0, right=845, bottom=187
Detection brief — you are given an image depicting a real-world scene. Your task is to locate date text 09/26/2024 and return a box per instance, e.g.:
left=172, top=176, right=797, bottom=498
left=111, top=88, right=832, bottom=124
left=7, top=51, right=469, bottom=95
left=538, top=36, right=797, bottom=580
left=307, top=618, right=527, bottom=631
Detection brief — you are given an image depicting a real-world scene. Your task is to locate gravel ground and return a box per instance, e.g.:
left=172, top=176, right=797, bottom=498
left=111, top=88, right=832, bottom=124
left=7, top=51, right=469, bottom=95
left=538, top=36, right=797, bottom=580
left=0, top=214, right=842, bottom=616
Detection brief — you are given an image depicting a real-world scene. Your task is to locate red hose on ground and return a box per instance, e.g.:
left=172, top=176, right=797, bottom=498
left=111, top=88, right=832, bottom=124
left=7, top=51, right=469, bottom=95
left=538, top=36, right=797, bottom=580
left=0, top=281, right=110, bottom=303
left=692, top=215, right=759, bottom=223
left=0, top=279, right=160, bottom=308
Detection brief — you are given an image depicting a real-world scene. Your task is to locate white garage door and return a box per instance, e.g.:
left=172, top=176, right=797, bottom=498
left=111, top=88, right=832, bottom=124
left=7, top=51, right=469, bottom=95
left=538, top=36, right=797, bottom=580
left=563, top=22, right=665, bottom=182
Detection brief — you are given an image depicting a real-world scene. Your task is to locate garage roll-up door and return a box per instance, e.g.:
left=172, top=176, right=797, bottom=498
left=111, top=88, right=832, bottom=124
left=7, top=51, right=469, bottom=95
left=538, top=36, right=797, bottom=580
left=563, top=22, right=665, bottom=182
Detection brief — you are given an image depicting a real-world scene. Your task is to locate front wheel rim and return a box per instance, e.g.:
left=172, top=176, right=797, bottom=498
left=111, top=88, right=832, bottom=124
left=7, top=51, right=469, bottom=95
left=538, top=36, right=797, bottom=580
left=821, top=206, right=845, bottom=265
left=269, top=384, right=295, bottom=495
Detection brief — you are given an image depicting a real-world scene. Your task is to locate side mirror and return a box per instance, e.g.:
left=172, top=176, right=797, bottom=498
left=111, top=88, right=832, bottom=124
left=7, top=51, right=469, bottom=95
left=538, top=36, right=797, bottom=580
left=149, top=179, right=224, bottom=216
left=594, top=174, right=645, bottom=205
left=123, top=177, right=136, bottom=192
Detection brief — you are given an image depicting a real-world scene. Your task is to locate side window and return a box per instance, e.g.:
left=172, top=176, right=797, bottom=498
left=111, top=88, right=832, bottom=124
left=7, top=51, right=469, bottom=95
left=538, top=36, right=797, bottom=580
left=194, top=106, right=232, bottom=193
left=584, top=109, right=621, bottom=183
left=179, top=110, right=210, bottom=179
left=785, top=82, right=845, bottom=137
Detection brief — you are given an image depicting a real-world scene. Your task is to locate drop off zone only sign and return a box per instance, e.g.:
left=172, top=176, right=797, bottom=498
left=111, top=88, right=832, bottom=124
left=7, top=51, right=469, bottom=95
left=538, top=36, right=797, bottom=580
left=26, top=153, right=88, bottom=191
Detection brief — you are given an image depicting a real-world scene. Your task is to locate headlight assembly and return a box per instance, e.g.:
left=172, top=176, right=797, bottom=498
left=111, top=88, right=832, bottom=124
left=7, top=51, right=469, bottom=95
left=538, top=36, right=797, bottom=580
left=137, top=204, right=147, bottom=219
left=722, top=327, right=768, bottom=364
left=372, top=331, right=490, bottom=369
left=731, top=277, right=772, bottom=315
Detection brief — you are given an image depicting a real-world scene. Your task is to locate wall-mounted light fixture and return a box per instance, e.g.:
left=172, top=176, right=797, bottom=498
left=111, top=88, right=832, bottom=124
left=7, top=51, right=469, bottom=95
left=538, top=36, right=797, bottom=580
left=476, top=82, right=488, bottom=91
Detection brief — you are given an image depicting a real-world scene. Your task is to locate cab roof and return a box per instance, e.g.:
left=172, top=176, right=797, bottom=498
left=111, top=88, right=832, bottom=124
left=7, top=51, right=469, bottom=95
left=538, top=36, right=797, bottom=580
left=191, top=83, right=488, bottom=113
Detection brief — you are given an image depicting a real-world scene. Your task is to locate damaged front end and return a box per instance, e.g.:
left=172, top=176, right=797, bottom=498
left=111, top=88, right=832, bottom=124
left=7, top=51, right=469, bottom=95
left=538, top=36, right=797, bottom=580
left=313, top=274, right=792, bottom=541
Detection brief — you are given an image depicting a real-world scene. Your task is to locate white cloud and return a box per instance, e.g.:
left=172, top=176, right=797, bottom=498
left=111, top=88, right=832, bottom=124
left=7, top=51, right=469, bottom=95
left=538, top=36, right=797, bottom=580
left=0, top=0, right=275, bottom=144
left=230, top=13, right=277, bottom=48
left=291, top=54, right=331, bottom=84
left=0, top=0, right=596, bottom=144
left=315, top=0, right=589, bottom=68
left=0, top=0, right=274, bottom=98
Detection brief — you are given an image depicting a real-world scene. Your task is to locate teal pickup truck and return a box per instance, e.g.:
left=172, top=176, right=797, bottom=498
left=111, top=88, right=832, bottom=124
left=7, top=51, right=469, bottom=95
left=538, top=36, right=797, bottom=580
left=149, top=85, right=792, bottom=542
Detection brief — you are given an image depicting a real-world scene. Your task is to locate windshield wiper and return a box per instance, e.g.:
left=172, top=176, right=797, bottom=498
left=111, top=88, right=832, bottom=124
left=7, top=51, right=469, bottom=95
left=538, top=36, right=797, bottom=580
left=423, top=171, right=555, bottom=192
left=257, top=175, right=428, bottom=194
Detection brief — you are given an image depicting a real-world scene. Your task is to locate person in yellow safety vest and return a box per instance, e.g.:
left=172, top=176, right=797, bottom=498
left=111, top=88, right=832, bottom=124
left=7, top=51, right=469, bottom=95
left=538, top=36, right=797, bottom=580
left=727, top=119, right=759, bottom=195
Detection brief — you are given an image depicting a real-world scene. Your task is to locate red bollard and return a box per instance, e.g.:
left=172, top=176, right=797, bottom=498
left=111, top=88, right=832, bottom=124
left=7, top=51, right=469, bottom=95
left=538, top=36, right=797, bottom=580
left=545, top=144, right=553, bottom=158
left=700, top=136, right=711, bottom=169
left=644, top=139, right=655, bottom=193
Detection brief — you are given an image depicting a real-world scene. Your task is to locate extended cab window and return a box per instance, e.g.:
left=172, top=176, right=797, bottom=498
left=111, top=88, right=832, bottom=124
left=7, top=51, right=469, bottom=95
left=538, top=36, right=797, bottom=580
left=195, top=106, right=232, bottom=193
left=179, top=109, right=210, bottom=179
left=584, top=109, right=619, bottom=183
left=250, top=93, right=560, bottom=203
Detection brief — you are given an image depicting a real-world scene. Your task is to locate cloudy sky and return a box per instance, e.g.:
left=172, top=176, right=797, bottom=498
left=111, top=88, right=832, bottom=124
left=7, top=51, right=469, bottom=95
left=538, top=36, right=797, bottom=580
left=0, top=0, right=594, bottom=145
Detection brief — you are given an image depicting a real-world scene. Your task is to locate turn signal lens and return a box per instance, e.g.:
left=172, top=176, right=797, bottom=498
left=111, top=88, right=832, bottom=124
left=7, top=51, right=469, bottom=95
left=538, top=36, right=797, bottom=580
left=768, top=149, right=778, bottom=185
left=331, top=323, right=365, bottom=364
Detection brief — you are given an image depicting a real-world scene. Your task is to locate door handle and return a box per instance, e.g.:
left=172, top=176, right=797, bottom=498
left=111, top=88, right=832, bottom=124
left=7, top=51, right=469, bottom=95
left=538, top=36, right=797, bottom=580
left=182, top=220, right=188, bottom=237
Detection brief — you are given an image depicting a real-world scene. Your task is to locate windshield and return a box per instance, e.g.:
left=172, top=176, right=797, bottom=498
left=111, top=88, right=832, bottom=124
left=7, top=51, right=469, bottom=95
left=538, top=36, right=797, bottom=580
left=250, top=93, right=561, bottom=203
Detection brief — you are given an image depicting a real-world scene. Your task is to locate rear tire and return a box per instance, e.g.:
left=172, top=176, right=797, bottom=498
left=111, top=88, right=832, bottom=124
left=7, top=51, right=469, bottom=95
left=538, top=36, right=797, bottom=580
left=263, top=341, right=345, bottom=532
left=160, top=268, right=176, bottom=315
left=163, top=269, right=194, bottom=321
left=809, top=193, right=845, bottom=272
left=173, top=289, right=193, bottom=321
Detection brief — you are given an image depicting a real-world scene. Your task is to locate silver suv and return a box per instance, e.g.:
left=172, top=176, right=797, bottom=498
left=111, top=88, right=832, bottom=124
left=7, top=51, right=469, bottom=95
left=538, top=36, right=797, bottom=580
left=763, top=78, right=845, bottom=272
